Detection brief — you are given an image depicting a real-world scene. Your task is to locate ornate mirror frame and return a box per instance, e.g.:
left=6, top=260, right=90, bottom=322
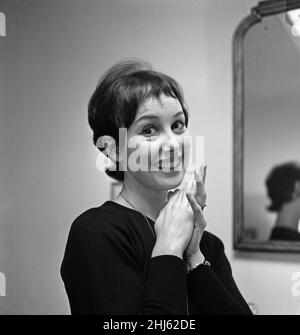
left=233, top=0, right=300, bottom=252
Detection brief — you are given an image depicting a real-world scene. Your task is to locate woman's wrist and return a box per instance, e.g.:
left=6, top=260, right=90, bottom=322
left=185, top=250, right=205, bottom=273
left=151, top=243, right=183, bottom=260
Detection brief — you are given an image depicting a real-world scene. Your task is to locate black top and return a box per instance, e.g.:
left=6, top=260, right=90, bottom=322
left=269, top=226, right=300, bottom=241
left=60, top=200, right=252, bottom=315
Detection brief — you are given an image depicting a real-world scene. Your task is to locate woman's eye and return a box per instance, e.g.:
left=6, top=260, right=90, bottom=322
left=141, top=121, right=185, bottom=137
left=141, top=126, right=156, bottom=137
left=172, top=120, right=185, bottom=130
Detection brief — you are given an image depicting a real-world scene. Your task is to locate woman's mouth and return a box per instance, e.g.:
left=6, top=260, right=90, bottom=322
left=157, top=157, right=183, bottom=172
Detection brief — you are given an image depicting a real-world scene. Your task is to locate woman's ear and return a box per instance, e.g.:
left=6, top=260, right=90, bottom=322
left=96, top=135, right=117, bottom=166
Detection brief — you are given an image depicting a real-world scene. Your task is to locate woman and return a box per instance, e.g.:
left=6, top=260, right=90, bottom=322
left=60, top=59, right=252, bottom=315
left=265, top=161, right=300, bottom=241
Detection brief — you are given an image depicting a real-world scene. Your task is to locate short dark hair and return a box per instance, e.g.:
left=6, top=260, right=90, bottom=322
left=88, top=58, right=189, bottom=182
left=265, top=161, right=300, bottom=212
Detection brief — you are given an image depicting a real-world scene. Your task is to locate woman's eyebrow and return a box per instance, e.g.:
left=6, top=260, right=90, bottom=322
left=135, top=111, right=184, bottom=124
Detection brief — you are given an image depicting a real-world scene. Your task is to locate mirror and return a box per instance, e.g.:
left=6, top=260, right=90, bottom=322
left=233, top=0, right=300, bottom=252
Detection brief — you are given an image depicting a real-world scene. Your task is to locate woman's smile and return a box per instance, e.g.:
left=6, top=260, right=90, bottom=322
left=156, top=156, right=182, bottom=171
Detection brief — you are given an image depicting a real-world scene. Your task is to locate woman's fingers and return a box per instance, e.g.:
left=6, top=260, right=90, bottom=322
left=166, top=190, right=174, bottom=202
left=186, top=193, right=202, bottom=216
left=179, top=164, right=195, bottom=191
left=170, top=164, right=207, bottom=211
left=203, top=165, right=207, bottom=185
left=187, top=170, right=195, bottom=194
left=167, top=188, right=180, bottom=205
left=186, top=193, right=206, bottom=229
left=195, top=165, right=207, bottom=203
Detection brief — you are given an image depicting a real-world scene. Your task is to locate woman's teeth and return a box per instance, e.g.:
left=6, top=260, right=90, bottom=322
left=159, top=161, right=180, bottom=171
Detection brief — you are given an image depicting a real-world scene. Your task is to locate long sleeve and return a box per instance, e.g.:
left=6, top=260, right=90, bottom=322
left=187, top=234, right=252, bottom=315
left=60, top=211, right=187, bottom=315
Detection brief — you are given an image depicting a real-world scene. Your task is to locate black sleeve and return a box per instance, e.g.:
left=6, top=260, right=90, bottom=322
left=187, top=237, right=253, bottom=315
left=60, top=213, right=187, bottom=315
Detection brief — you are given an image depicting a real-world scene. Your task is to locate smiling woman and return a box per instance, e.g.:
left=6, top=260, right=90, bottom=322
left=88, top=58, right=190, bottom=184
left=124, top=94, right=188, bottom=186
left=60, top=58, right=252, bottom=315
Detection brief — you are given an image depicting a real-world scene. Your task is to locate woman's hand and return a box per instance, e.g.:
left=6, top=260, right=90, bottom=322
left=168, top=166, right=207, bottom=262
left=184, top=166, right=207, bottom=261
left=152, top=188, right=195, bottom=260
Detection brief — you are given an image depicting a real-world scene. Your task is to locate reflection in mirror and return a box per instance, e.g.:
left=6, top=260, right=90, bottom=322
left=233, top=0, right=300, bottom=252
left=244, top=13, right=300, bottom=243
left=265, top=162, right=300, bottom=241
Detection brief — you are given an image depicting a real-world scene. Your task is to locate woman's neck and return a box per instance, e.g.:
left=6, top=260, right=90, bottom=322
left=115, top=175, right=168, bottom=221
left=275, top=201, right=300, bottom=231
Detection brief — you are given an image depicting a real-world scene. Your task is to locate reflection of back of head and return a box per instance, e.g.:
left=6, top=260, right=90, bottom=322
left=265, top=161, right=300, bottom=233
left=265, top=161, right=300, bottom=212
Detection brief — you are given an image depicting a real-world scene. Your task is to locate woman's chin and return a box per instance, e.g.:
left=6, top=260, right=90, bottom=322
left=153, top=168, right=185, bottom=187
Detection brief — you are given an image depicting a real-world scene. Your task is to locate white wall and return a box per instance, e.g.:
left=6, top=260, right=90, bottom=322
left=0, top=0, right=300, bottom=315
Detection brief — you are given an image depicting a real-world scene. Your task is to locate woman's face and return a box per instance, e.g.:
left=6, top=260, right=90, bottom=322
left=120, top=94, right=191, bottom=190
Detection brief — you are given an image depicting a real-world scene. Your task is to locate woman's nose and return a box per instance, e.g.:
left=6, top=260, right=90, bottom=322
left=160, top=132, right=181, bottom=156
